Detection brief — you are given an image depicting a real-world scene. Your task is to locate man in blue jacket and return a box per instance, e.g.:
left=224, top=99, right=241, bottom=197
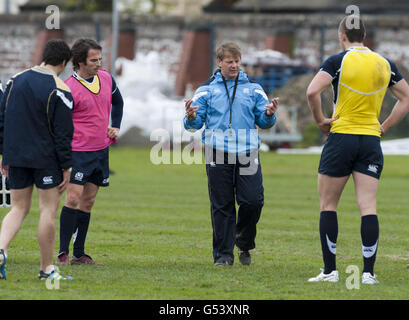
left=184, top=42, right=279, bottom=266
left=0, top=39, right=74, bottom=281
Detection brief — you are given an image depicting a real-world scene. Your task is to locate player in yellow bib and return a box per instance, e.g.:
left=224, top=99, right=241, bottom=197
left=306, top=15, right=409, bottom=284
left=330, top=46, right=392, bottom=136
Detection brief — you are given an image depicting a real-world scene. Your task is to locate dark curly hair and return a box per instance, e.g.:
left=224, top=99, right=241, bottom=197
left=42, top=39, right=72, bottom=66
left=71, top=38, right=102, bottom=71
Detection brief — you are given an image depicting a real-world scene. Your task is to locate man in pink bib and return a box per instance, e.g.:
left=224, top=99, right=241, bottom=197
left=57, top=39, right=123, bottom=265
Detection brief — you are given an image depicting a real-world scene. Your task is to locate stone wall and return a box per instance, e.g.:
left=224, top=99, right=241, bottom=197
left=1, top=11, right=409, bottom=87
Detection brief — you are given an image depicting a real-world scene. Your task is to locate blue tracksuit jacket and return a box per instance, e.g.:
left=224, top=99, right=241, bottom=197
left=183, top=70, right=276, bottom=154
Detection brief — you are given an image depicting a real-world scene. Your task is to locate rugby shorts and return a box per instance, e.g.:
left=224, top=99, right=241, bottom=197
left=70, top=147, right=110, bottom=187
left=318, top=133, right=383, bottom=179
left=8, top=167, right=63, bottom=189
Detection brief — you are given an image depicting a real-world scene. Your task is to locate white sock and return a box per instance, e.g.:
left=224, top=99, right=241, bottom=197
left=45, top=265, right=55, bottom=274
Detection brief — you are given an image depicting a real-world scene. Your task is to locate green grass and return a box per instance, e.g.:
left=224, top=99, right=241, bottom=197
left=1, top=147, right=409, bottom=299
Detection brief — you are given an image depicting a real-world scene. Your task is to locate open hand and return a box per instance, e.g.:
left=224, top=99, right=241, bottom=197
left=265, top=97, right=279, bottom=116
left=57, top=169, right=71, bottom=194
left=185, top=99, right=198, bottom=120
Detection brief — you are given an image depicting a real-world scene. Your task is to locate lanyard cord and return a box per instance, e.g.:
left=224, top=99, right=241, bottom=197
left=222, top=75, right=239, bottom=129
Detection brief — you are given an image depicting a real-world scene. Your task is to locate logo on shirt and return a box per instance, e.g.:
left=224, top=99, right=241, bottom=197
left=243, top=88, right=250, bottom=94
left=368, top=164, right=378, bottom=174
left=254, top=89, right=268, bottom=101
left=43, top=176, right=53, bottom=185
left=56, top=90, right=73, bottom=109
left=192, top=91, right=208, bottom=102
left=74, top=172, right=84, bottom=181
left=102, top=178, right=109, bottom=184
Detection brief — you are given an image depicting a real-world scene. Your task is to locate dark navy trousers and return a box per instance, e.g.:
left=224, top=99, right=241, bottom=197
left=205, top=150, right=264, bottom=263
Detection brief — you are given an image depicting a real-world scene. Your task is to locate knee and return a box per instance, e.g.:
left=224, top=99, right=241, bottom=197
left=239, top=193, right=264, bottom=208
left=239, top=198, right=263, bottom=210
left=10, top=200, right=32, bottom=218
left=319, top=197, right=338, bottom=212
left=9, top=206, right=30, bottom=220
left=41, top=216, right=56, bottom=228
left=356, top=200, right=376, bottom=215
left=80, top=196, right=96, bottom=213
left=65, top=191, right=81, bottom=209
left=320, top=202, right=334, bottom=212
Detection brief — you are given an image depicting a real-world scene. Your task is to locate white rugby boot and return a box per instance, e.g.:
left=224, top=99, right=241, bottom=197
left=362, top=272, right=379, bottom=284
left=308, top=269, right=339, bottom=282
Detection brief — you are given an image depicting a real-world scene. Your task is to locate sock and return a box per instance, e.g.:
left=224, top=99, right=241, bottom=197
left=0, top=250, right=7, bottom=259
left=73, top=210, right=91, bottom=258
left=59, top=206, right=78, bottom=254
left=319, top=211, right=338, bottom=274
left=361, top=214, right=379, bottom=276
left=45, top=265, right=55, bottom=274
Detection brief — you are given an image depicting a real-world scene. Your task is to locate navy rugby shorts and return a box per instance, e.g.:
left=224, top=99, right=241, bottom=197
left=70, top=147, right=110, bottom=187
left=8, top=167, right=63, bottom=189
left=318, top=133, right=383, bottom=179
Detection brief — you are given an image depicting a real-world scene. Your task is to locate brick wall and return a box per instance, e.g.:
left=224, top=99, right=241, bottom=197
left=1, top=11, right=409, bottom=88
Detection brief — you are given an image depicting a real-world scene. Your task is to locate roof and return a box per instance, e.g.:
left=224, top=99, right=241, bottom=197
left=19, top=0, right=67, bottom=11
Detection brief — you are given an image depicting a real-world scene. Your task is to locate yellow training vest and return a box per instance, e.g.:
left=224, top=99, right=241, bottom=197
left=330, top=47, right=391, bottom=137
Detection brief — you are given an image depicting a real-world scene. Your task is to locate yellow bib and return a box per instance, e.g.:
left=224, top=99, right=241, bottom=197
left=330, top=47, right=390, bottom=137
left=73, top=73, right=101, bottom=94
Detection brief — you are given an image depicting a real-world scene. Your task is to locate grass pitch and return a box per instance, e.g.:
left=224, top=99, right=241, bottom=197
left=0, top=147, right=409, bottom=300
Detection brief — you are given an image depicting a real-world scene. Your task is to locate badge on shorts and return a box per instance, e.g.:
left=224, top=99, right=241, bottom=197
left=43, top=176, right=53, bottom=185
left=74, top=172, right=84, bottom=181
left=367, top=164, right=378, bottom=174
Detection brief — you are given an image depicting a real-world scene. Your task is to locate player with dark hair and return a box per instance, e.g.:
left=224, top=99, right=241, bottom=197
left=71, top=38, right=102, bottom=71
left=57, top=38, right=124, bottom=266
left=0, top=39, right=74, bottom=280
left=306, top=15, right=409, bottom=284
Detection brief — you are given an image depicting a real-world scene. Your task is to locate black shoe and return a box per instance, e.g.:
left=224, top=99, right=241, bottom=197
left=214, top=256, right=234, bottom=266
left=238, top=250, right=251, bottom=265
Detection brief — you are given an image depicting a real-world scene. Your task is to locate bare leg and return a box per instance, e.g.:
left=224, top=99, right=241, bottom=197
left=37, top=187, right=62, bottom=272
left=352, top=171, right=379, bottom=278
left=79, top=182, right=99, bottom=213
left=318, top=173, right=350, bottom=211
left=317, top=173, right=349, bottom=274
left=65, top=183, right=85, bottom=209
left=352, top=171, right=378, bottom=216
left=0, top=186, right=33, bottom=255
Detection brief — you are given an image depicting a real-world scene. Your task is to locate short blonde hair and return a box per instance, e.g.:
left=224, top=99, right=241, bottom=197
left=216, top=42, right=242, bottom=60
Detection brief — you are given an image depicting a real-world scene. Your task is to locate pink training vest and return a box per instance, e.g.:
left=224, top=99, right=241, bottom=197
left=65, top=69, right=114, bottom=151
